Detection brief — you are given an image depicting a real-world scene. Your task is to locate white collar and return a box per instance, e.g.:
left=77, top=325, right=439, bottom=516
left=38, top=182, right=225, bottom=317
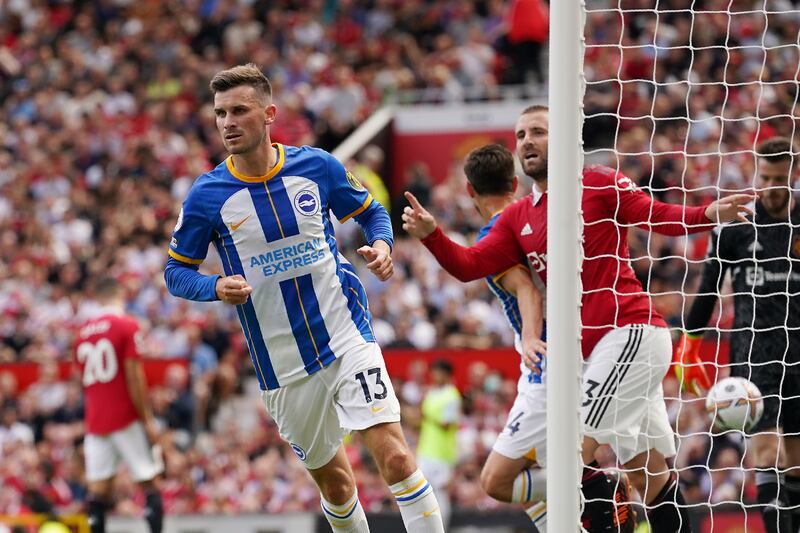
left=532, top=184, right=545, bottom=206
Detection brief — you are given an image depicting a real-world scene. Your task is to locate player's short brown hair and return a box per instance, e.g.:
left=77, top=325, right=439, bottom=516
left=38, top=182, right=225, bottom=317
left=757, top=137, right=796, bottom=164
left=210, top=63, right=272, bottom=102
left=521, top=104, right=548, bottom=116
left=464, top=144, right=516, bottom=196
left=94, top=277, right=122, bottom=302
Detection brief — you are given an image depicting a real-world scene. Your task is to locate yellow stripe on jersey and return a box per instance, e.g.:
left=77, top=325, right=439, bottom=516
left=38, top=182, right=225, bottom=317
left=265, top=183, right=286, bottom=238
left=348, top=288, right=375, bottom=339
left=339, top=193, right=374, bottom=223
left=226, top=144, right=285, bottom=183
left=293, top=278, right=323, bottom=368
left=168, top=248, right=204, bottom=265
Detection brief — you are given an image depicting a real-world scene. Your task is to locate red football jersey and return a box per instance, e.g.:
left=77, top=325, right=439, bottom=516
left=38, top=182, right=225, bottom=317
left=74, top=312, right=142, bottom=435
left=423, top=165, right=714, bottom=357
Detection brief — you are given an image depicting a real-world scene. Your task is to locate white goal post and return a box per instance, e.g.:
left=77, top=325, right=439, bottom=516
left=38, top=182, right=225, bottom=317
left=546, top=0, right=586, bottom=531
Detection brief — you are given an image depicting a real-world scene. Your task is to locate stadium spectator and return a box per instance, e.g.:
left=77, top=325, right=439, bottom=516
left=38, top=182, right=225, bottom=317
left=352, top=145, right=391, bottom=213
left=155, top=363, right=195, bottom=443
left=505, top=0, right=549, bottom=85
left=416, top=359, right=462, bottom=528
left=0, top=403, right=34, bottom=450
left=28, top=362, right=68, bottom=419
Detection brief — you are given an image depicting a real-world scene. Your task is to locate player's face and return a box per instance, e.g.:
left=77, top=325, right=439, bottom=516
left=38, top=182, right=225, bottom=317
left=757, top=158, right=792, bottom=216
left=214, top=85, right=276, bottom=155
left=515, top=110, right=549, bottom=181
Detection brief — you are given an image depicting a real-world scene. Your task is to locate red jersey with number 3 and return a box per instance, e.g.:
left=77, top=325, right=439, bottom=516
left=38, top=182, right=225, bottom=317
left=422, top=165, right=715, bottom=357
left=74, top=312, right=141, bottom=435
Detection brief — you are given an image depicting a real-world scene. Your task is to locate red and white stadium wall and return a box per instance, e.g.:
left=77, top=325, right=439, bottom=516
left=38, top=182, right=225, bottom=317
left=0, top=340, right=728, bottom=394
left=1, top=348, right=523, bottom=393
left=390, top=102, right=529, bottom=195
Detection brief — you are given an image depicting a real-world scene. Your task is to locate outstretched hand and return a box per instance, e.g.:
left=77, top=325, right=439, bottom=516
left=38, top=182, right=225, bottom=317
left=704, top=194, right=755, bottom=223
left=401, top=191, right=437, bottom=239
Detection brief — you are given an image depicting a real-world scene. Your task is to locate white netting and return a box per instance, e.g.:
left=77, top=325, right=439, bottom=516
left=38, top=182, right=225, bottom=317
left=582, top=1, right=800, bottom=530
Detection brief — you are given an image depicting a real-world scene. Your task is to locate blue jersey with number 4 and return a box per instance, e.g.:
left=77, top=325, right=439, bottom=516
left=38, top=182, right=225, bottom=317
left=478, top=213, right=545, bottom=384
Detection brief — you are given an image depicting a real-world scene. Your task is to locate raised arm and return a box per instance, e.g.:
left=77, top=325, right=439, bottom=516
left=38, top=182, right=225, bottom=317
left=592, top=166, right=753, bottom=235
left=402, top=192, right=525, bottom=282
left=621, top=190, right=753, bottom=236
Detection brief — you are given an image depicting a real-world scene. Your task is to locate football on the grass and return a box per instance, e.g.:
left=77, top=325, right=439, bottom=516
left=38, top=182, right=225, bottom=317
left=705, top=377, right=764, bottom=432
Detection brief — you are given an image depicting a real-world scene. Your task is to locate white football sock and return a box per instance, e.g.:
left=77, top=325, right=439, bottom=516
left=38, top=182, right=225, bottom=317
left=526, top=500, right=547, bottom=532
left=389, top=469, right=444, bottom=532
left=511, top=468, right=548, bottom=503
left=320, top=490, right=370, bottom=532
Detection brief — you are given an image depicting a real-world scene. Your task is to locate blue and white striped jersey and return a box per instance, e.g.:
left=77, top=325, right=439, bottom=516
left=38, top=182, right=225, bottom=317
left=168, top=144, right=388, bottom=390
left=477, top=213, right=545, bottom=385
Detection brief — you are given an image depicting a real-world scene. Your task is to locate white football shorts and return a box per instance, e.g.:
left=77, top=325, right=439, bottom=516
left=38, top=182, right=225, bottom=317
left=493, top=376, right=547, bottom=466
left=261, top=342, right=401, bottom=470
left=84, top=420, right=162, bottom=483
left=582, top=324, right=676, bottom=464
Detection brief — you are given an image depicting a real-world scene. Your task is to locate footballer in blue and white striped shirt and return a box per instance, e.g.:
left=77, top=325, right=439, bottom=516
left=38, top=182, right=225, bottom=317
left=164, top=64, right=443, bottom=533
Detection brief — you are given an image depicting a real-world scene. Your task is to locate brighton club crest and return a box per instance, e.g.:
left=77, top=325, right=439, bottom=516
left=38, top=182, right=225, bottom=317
left=293, top=189, right=320, bottom=217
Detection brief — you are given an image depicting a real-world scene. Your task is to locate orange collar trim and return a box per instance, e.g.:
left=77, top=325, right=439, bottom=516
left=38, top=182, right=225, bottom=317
left=226, top=144, right=285, bottom=183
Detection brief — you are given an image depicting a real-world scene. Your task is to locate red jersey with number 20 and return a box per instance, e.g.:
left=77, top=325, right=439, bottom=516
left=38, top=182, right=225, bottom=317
left=74, top=312, right=142, bottom=435
left=422, top=165, right=714, bottom=357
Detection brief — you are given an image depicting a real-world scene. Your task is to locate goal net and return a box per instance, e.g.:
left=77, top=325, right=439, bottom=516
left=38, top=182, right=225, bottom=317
left=576, top=1, right=800, bottom=531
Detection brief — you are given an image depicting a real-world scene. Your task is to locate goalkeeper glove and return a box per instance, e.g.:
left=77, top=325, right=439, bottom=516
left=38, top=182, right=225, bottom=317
left=673, top=333, right=712, bottom=395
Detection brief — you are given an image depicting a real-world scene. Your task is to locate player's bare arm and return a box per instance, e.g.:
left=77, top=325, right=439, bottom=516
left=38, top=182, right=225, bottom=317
left=401, top=191, right=437, bottom=239
left=124, top=357, right=159, bottom=445
left=215, top=274, right=253, bottom=305
left=496, top=267, right=546, bottom=372
left=704, top=193, right=755, bottom=223
left=357, top=239, right=394, bottom=281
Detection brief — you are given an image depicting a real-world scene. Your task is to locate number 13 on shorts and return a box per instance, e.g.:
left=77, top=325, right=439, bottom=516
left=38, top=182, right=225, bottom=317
left=354, top=368, right=388, bottom=403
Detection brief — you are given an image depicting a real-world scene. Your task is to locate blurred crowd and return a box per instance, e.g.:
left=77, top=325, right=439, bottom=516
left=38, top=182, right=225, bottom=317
left=0, top=0, right=797, bottom=522
left=583, top=0, right=800, bottom=330
left=0, top=357, right=540, bottom=517
left=0, top=0, right=544, bottom=365
left=581, top=0, right=799, bottom=511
